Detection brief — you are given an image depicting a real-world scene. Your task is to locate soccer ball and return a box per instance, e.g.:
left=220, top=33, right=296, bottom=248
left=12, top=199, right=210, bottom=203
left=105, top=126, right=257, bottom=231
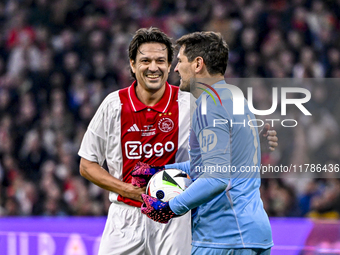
left=146, top=169, right=192, bottom=202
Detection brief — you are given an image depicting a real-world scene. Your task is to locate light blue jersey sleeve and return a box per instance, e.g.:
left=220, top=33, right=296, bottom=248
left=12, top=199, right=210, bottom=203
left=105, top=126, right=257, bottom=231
left=165, top=161, right=190, bottom=175
left=169, top=176, right=228, bottom=214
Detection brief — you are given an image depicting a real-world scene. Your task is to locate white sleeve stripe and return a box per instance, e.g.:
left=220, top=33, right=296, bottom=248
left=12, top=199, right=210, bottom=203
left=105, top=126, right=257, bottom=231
left=87, top=127, right=106, bottom=140
left=163, top=84, right=172, bottom=113
left=128, top=86, right=137, bottom=112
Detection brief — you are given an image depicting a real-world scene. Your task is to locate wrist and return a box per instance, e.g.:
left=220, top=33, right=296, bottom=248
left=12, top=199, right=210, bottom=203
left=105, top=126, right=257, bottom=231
left=119, top=182, right=131, bottom=197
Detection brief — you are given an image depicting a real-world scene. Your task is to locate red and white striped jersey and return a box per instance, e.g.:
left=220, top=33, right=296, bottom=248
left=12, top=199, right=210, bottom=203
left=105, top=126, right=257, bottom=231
left=78, top=81, right=190, bottom=207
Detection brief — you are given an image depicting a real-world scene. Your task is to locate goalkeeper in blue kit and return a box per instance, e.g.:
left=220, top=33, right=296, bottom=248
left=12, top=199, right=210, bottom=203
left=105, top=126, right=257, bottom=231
left=137, top=32, right=274, bottom=255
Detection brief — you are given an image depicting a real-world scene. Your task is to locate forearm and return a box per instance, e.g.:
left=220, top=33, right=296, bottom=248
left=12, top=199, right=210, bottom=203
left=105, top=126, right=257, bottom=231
left=165, top=161, right=190, bottom=175
left=169, top=177, right=228, bottom=215
left=79, top=158, right=144, bottom=202
left=80, top=158, right=123, bottom=192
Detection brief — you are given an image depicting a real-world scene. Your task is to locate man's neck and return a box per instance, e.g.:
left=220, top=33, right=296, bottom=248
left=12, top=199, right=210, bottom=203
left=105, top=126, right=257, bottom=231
left=135, top=83, right=166, bottom=106
left=192, top=75, right=224, bottom=98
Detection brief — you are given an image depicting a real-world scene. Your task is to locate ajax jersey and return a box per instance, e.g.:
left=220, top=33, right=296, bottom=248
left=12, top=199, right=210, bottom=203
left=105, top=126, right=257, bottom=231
left=78, top=81, right=190, bottom=207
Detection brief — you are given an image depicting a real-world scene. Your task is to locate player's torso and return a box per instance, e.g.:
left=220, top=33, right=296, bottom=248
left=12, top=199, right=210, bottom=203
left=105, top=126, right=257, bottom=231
left=121, top=112, right=178, bottom=163
left=119, top=88, right=179, bottom=176
left=189, top=84, right=271, bottom=248
left=116, top=83, right=189, bottom=206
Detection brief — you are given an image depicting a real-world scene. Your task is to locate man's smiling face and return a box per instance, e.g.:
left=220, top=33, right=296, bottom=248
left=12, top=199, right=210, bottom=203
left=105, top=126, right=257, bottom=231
left=130, top=42, right=171, bottom=92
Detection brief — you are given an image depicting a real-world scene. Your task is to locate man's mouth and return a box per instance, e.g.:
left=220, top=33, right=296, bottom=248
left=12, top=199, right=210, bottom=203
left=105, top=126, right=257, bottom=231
left=146, top=74, right=161, bottom=79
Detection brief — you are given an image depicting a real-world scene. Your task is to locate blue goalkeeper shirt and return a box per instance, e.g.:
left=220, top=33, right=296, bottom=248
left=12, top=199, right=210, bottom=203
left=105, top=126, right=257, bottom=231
left=167, top=80, right=273, bottom=249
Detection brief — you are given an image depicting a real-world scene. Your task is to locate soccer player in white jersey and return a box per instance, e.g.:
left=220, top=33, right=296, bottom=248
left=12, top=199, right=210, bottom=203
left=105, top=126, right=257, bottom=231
left=78, top=27, right=192, bottom=255
left=141, top=32, right=274, bottom=255
left=78, top=28, right=277, bottom=255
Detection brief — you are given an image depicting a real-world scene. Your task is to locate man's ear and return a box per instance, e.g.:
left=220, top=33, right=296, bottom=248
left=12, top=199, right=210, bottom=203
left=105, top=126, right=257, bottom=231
left=130, top=59, right=136, bottom=73
left=195, top=57, right=204, bottom=73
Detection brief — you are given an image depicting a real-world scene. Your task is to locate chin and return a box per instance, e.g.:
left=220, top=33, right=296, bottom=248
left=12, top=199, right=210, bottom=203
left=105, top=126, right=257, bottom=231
left=179, top=82, right=190, bottom=92
left=146, top=82, right=164, bottom=91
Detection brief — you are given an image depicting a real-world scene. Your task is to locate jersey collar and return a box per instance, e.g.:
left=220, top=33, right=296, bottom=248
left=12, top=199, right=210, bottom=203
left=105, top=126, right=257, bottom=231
left=128, top=81, right=172, bottom=113
left=195, top=79, right=226, bottom=105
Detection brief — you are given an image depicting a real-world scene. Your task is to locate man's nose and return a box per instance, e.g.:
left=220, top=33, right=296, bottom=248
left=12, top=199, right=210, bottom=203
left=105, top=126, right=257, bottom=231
left=174, top=63, right=178, bottom=72
left=149, top=61, right=158, bottom=71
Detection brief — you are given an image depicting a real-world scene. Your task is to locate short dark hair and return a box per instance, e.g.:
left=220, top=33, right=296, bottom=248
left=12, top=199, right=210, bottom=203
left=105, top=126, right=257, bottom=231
left=176, top=31, right=229, bottom=76
left=128, top=27, right=174, bottom=79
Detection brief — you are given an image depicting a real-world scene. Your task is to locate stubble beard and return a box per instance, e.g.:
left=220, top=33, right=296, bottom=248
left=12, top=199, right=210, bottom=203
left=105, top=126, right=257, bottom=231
left=179, top=80, right=190, bottom=92
left=179, top=77, right=197, bottom=93
left=143, top=73, right=165, bottom=92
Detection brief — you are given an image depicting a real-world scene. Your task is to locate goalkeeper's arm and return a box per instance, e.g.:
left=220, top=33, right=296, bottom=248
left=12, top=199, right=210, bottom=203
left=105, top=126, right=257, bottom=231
left=164, top=161, right=190, bottom=175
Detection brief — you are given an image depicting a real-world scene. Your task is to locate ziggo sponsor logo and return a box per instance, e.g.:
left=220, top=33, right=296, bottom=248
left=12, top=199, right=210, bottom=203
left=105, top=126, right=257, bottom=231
left=125, top=141, right=175, bottom=159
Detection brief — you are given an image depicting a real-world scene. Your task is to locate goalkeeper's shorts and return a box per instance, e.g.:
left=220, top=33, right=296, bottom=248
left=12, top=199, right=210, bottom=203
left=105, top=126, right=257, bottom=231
left=192, top=246, right=272, bottom=255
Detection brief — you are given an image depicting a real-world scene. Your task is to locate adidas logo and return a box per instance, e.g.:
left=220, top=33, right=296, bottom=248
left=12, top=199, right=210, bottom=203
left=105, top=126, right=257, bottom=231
left=128, top=124, right=140, bottom=132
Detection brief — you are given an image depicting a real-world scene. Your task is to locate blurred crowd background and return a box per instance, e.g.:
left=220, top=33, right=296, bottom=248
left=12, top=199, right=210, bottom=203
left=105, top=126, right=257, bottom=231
left=0, top=0, right=340, bottom=218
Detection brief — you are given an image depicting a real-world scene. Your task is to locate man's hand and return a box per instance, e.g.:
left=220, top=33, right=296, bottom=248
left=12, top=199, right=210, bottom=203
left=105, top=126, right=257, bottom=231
left=141, top=194, right=178, bottom=223
left=259, top=123, right=278, bottom=152
left=121, top=183, right=146, bottom=203
left=131, top=162, right=165, bottom=188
